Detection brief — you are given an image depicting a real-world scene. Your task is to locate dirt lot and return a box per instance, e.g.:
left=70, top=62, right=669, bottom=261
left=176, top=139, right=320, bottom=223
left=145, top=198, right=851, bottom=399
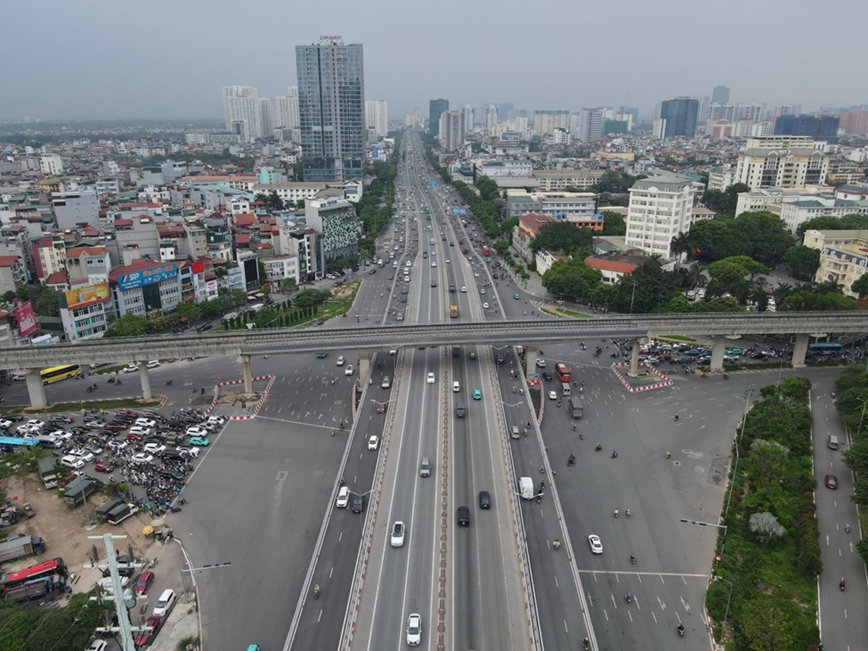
left=2, top=471, right=159, bottom=592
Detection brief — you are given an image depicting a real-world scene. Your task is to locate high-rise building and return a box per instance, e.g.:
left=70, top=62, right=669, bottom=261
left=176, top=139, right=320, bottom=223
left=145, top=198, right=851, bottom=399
left=365, top=99, right=389, bottom=138
left=839, top=110, right=868, bottom=135
left=625, top=173, right=694, bottom=258
left=576, top=108, right=603, bottom=142
left=259, top=98, right=273, bottom=136
left=485, top=104, right=499, bottom=132
left=774, top=114, right=839, bottom=143
left=462, top=105, right=474, bottom=131
left=223, top=85, right=263, bottom=142
left=534, top=110, right=571, bottom=137
left=438, top=110, right=465, bottom=151
left=711, top=85, right=731, bottom=105
left=429, top=99, right=449, bottom=136
left=296, top=39, right=366, bottom=182
left=499, top=103, right=514, bottom=121
left=735, top=136, right=829, bottom=189
left=659, top=98, right=699, bottom=138
left=272, top=86, right=300, bottom=129
left=619, top=106, right=639, bottom=124
left=771, top=104, right=802, bottom=118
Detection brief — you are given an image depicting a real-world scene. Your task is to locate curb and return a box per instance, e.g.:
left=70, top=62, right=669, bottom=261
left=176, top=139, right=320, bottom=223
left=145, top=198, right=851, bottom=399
left=610, top=362, right=674, bottom=392
left=202, top=375, right=276, bottom=420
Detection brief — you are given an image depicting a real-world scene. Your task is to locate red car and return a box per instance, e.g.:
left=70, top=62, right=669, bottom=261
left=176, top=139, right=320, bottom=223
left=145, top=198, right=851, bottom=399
left=825, top=474, right=838, bottom=489
left=376, top=402, right=386, bottom=414
left=94, top=460, right=114, bottom=473
left=134, top=615, right=161, bottom=646
left=116, top=410, right=138, bottom=419
left=135, top=570, right=154, bottom=595
left=125, top=432, right=143, bottom=442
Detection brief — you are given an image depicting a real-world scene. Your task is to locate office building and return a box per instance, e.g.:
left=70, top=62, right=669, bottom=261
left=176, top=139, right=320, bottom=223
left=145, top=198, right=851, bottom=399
left=735, top=136, right=829, bottom=189
left=711, top=85, right=731, bottom=105
left=625, top=173, right=694, bottom=258
left=365, top=99, right=389, bottom=138
left=272, top=87, right=300, bottom=129
left=429, top=99, right=449, bottom=136
left=485, top=105, right=499, bottom=133
left=576, top=108, right=603, bottom=142
left=498, top=103, right=514, bottom=121
left=223, top=85, right=263, bottom=142
left=296, top=39, right=366, bottom=182
left=304, top=196, right=358, bottom=263
left=839, top=110, right=868, bottom=135
left=804, top=230, right=868, bottom=298
left=506, top=190, right=599, bottom=224
left=462, top=105, right=474, bottom=131
left=58, top=283, right=110, bottom=341
left=659, top=98, right=699, bottom=138
left=438, top=110, right=465, bottom=151
left=774, top=114, right=840, bottom=143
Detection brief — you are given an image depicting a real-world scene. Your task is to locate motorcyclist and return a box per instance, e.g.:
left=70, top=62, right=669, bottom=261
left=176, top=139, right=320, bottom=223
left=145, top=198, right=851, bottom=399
left=313, top=584, right=320, bottom=598
left=666, top=451, right=671, bottom=459
left=630, top=553, right=636, bottom=564
left=674, top=414, right=679, bottom=421
left=611, top=450, right=618, bottom=458
left=677, top=623, right=684, bottom=635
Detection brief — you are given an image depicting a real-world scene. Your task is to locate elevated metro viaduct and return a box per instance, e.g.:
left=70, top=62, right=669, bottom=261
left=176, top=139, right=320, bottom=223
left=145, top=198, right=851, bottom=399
left=1, top=311, right=865, bottom=407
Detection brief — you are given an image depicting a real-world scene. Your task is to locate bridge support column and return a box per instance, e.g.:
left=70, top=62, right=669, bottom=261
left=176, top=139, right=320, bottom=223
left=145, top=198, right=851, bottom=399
left=627, top=339, right=641, bottom=377
left=358, top=353, right=371, bottom=382
left=25, top=368, right=47, bottom=408
left=710, top=336, right=727, bottom=373
left=238, top=355, right=253, bottom=394
left=792, top=333, right=809, bottom=369
left=525, top=346, right=537, bottom=374
left=139, top=365, right=152, bottom=400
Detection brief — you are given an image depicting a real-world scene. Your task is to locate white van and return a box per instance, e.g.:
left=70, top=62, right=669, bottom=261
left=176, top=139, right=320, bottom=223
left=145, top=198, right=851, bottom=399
left=561, top=382, right=571, bottom=397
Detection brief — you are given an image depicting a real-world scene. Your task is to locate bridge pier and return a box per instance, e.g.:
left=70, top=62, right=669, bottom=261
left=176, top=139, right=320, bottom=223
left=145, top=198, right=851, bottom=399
left=238, top=355, right=253, bottom=394
left=525, top=346, right=538, bottom=374
left=139, top=365, right=152, bottom=400
left=25, top=368, right=47, bottom=408
left=358, top=352, right=371, bottom=382
left=792, top=333, right=809, bottom=368
left=710, top=336, right=727, bottom=373
left=627, top=339, right=641, bottom=377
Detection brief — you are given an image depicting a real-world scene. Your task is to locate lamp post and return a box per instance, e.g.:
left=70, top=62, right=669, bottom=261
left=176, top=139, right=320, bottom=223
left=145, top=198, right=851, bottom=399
left=629, top=281, right=639, bottom=315
left=714, top=576, right=734, bottom=639
left=857, top=396, right=868, bottom=436
left=724, top=389, right=753, bottom=522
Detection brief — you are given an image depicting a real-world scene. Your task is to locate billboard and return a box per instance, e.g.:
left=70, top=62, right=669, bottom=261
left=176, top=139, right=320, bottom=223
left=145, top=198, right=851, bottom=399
left=117, top=263, right=177, bottom=291
left=15, top=300, right=37, bottom=336
left=190, top=260, right=205, bottom=275
left=64, top=283, right=109, bottom=310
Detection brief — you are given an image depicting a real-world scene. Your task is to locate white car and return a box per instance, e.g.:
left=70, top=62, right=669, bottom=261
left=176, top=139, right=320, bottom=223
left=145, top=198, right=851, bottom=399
left=207, top=416, right=226, bottom=427
left=368, top=435, right=379, bottom=451
left=482, top=302, right=489, bottom=309
left=453, top=381, right=460, bottom=393
left=108, top=440, right=128, bottom=452
left=0, top=419, right=12, bottom=430
left=427, top=372, right=435, bottom=384
left=73, top=449, right=95, bottom=462
left=391, top=521, right=405, bottom=548
left=152, top=589, right=176, bottom=618
left=129, top=426, right=151, bottom=437
left=177, top=446, right=200, bottom=458
left=135, top=418, right=157, bottom=428
left=431, top=261, right=437, bottom=267
left=186, top=426, right=208, bottom=437
left=26, top=419, right=45, bottom=429
left=548, top=391, right=558, bottom=401
left=460, top=286, right=467, bottom=293
left=96, top=576, right=129, bottom=594
left=445, top=259, right=450, bottom=264
left=144, top=443, right=166, bottom=455
left=11, top=374, right=26, bottom=382
left=336, top=486, right=350, bottom=508
left=536, top=359, right=546, bottom=368
left=123, top=365, right=139, bottom=373
left=61, top=455, right=85, bottom=470
left=406, top=613, right=422, bottom=646
left=52, top=429, right=74, bottom=441
left=344, top=364, right=355, bottom=376
left=588, top=534, right=604, bottom=554
left=336, top=356, right=346, bottom=366
left=131, top=453, right=155, bottom=465
left=146, top=360, right=160, bottom=369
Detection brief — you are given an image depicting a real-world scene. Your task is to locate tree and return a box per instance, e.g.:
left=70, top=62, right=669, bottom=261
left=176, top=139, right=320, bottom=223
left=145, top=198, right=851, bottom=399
left=707, top=256, right=769, bottom=291
left=104, top=313, right=149, bottom=337
left=34, top=289, right=60, bottom=317
left=601, top=211, right=626, bottom=236
left=531, top=222, right=594, bottom=255
left=2, top=290, right=16, bottom=302
left=686, top=265, right=707, bottom=290
left=749, top=511, right=786, bottom=542
left=797, top=212, right=868, bottom=238
left=175, top=302, right=200, bottom=321
left=670, top=232, right=691, bottom=260
left=781, top=246, right=820, bottom=280
left=851, top=272, right=868, bottom=298
left=700, top=182, right=749, bottom=215
left=293, top=288, right=331, bottom=308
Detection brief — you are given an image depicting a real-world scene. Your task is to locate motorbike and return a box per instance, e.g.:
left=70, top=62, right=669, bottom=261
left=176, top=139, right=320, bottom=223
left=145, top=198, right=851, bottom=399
left=840, top=579, right=846, bottom=591
left=631, top=554, right=636, bottom=564
left=595, top=443, right=603, bottom=451
left=626, top=509, right=631, bottom=518
left=553, top=539, right=560, bottom=550
left=567, top=455, right=575, bottom=466
left=168, top=505, right=182, bottom=513
left=86, top=386, right=93, bottom=393
left=666, top=451, right=671, bottom=459
left=313, top=584, right=320, bottom=599
left=625, top=592, right=632, bottom=603
left=583, top=638, right=590, bottom=649
left=677, top=624, right=684, bottom=637
left=845, top=523, right=851, bottom=533
left=614, top=509, right=619, bottom=518
left=165, top=380, right=172, bottom=386
left=611, top=451, right=618, bottom=458
left=674, top=414, right=679, bottom=421
left=107, top=376, right=116, bottom=384
left=723, top=374, right=729, bottom=380
left=179, top=498, right=187, bottom=505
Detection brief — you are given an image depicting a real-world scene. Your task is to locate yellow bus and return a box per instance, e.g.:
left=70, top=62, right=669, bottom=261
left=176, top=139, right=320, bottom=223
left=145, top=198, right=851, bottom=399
left=40, top=365, right=81, bottom=385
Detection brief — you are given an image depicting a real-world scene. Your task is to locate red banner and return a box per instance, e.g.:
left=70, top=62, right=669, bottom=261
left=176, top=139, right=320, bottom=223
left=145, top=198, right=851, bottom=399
left=15, top=300, right=37, bottom=336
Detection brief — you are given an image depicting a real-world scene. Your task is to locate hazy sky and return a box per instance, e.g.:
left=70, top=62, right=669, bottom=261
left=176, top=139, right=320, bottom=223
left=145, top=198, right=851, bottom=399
left=2, top=0, right=865, bottom=121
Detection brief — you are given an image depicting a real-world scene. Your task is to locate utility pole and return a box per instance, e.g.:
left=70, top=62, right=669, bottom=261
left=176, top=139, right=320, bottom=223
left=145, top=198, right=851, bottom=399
left=88, top=533, right=138, bottom=651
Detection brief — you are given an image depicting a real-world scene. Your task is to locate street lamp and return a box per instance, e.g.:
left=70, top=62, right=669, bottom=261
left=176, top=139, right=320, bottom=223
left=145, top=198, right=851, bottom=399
left=714, top=576, right=734, bottom=639
left=724, top=389, right=753, bottom=522
left=629, top=280, right=639, bottom=315
left=856, top=396, right=868, bottom=436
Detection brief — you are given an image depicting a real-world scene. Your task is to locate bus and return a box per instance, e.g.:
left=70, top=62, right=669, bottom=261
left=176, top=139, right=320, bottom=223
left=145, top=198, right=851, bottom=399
left=481, top=245, right=491, bottom=257
left=1, top=557, right=67, bottom=602
left=808, top=343, right=843, bottom=356
left=40, top=365, right=81, bottom=385
left=555, top=363, right=571, bottom=383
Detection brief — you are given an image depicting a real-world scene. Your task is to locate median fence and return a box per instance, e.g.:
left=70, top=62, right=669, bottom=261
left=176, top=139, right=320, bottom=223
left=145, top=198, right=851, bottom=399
left=202, top=375, right=276, bottom=420
left=610, top=362, right=674, bottom=392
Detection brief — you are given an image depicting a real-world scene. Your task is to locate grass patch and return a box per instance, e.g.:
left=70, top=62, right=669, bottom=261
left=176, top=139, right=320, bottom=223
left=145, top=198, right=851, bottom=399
left=5, top=398, right=163, bottom=414
left=93, top=364, right=128, bottom=375
left=658, top=335, right=695, bottom=342
left=176, top=635, right=200, bottom=651
left=552, top=307, right=593, bottom=318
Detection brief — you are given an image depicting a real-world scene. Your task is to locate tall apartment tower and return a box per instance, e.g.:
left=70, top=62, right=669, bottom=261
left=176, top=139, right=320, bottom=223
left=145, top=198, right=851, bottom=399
left=659, top=98, right=699, bottom=138
left=296, top=40, right=366, bottom=182
left=222, top=85, right=263, bottom=142
left=625, top=173, right=694, bottom=258
left=711, top=85, right=731, bottom=105
left=365, top=100, right=389, bottom=138
left=576, top=108, right=603, bottom=142
left=429, top=99, right=449, bottom=136
left=438, top=110, right=465, bottom=151
left=485, top=104, right=499, bottom=132
left=272, top=86, right=300, bottom=129
left=462, top=105, right=474, bottom=131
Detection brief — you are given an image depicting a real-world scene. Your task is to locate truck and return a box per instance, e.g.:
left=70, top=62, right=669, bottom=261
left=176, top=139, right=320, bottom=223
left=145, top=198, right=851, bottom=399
left=455, top=401, right=466, bottom=418
left=38, top=457, right=58, bottom=489
left=63, top=476, right=99, bottom=507
left=0, top=534, right=46, bottom=563
left=519, top=477, right=535, bottom=500
left=450, top=305, right=459, bottom=318
left=0, top=501, right=35, bottom=528
left=449, top=284, right=456, bottom=293
left=569, top=396, right=584, bottom=419
left=107, top=502, right=139, bottom=526
left=96, top=498, right=124, bottom=523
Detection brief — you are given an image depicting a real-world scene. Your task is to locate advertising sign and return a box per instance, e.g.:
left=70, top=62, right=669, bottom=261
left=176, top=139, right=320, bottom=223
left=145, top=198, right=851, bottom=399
left=64, top=283, right=109, bottom=310
left=190, top=260, right=205, bottom=275
left=117, top=263, right=177, bottom=291
left=15, top=300, right=37, bottom=336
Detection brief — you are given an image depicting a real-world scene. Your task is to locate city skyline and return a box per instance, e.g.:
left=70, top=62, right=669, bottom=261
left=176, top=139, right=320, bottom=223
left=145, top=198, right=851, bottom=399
left=1, top=0, right=867, bottom=121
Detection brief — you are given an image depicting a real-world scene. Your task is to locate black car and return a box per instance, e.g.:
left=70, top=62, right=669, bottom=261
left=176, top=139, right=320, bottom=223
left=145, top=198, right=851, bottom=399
left=197, top=324, right=213, bottom=332
left=0, top=414, right=23, bottom=422
left=159, top=469, right=186, bottom=483
left=542, top=372, right=553, bottom=382
left=457, top=506, right=470, bottom=526
left=351, top=494, right=364, bottom=514
left=478, top=491, right=491, bottom=509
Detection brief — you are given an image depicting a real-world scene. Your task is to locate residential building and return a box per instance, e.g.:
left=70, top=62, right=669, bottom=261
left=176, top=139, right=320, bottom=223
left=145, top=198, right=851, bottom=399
left=0, top=256, right=25, bottom=294
left=438, top=110, right=465, bottom=151
left=32, top=236, right=68, bottom=282
left=707, top=165, right=737, bottom=192
left=774, top=114, right=839, bottom=143
left=735, top=135, right=829, bottom=189
left=532, top=170, right=605, bottom=191
left=513, top=213, right=556, bottom=262
left=534, top=110, right=570, bottom=137
left=111, top=216, right=160, bottom=267
left=659, top=98, right=699, bottom=138
left=272, top=86, right=300, bottom=130
left=462, top=105, right=474, bottom=132
left=40, top=154, right=63, bottom=175
left=710, top=120, right=733, bottom=139
left=576, top=108, right=603, bottom=143
left=804, top=230, right=868, bottom=297
left=779, top=198, right=868, bottom=234
left=429, top=99, right=449, bottom=136
left=735, top=187, right=832, bottom=216
left=222, top=85, right=263, bottom=142
left=711, top=86, right=731, bottom=106
left=304, top=197, right=358, bottom=264
left=365, top=99, right=389, bottom=138
left=260, top=254, right=300, bottom=287
left=485, top=105, right=499, bottom=133
left=66, top=246, right=111, bottom=285
left=296, top=40, right=366, bottom=182
left=839, top=110, right=868, bottom=135
left=585, top=252, right=651, bottom=284
left=52, top=190, right=100, bottom=229
left=625, top=172, right=694, bottom=258
left=58, top=282, right=110, bottom=341
left=109, top=259, right=182, bottom=317
left=506, top=190, right=599, bottom=225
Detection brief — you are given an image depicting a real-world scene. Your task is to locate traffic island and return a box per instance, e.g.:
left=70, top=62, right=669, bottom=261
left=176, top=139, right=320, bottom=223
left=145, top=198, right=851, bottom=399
left=610, top=362, right=674, bottom=393
left=204, top=375, right=275, bottom=420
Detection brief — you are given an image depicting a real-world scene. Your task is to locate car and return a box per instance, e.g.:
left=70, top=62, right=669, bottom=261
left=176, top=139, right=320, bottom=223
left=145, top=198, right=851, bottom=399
left=152, top=588, right=176, bottom=618
left=94, top=460, right=114, bottom=473
left=197, top=323, right=213, bottom=332
left=116, top=410, right=139, bottom=418
left=468, top=350, right=477, bottom=360
left=345, top=364, right=355, bottom=376
left=146, top=360, right=160, bottom=369
left=472, top=389, right=482, bottom=400
left=460, top=286, right=467, bottom=293
left=514, top=293, right=520, bottom=299
left=129, top=426, right=152, bottom=437
left=0, top=419, right=13, bottom=430
left=457, top=506, right=470, bottom=526
left=185, top=426, right=207, bottom=437
left=189, top=436, right=210, bottom=447
left=144, top=442, right=166, bottom=454
left=588, top=534, right=604, bottom=554
left=351, top=494, right=364, bottom=513
left=11, top=374, right=26, bottom=382
left=131, top=453, right=155, bottom=465
left=26, top=419, right=45, bottom=429
left=123, top=365, right=139, bottom=373
left=825, top=474, right=838, bottom=489
left=336, top=486, right=350, bottom=508
left=134, top=615, right=161, bottom=646
left=367, top=435, right=379, bottom=451
left=313, top=320, right=324, bottom=326
left=60, top=455, right=85, bottom=470
left=480, top=288, right=486, bottom=294
left=382, top=377, right=391, bottom=389
left=85, top=443, right=104, bottom=455
left=48, top=415, right=73, bottom=425
left=335, top=355, right=346, bottom=367
left=86, top=640, right=108, bottom=651
left=536, top=359, right=546, bottom=368
left=406, top=613, right=422, bottom=646
left=548, top=391, right=558, bottom=400
left=452, top=381, right=460, bottom=393
left=136, top=418, right=157, bottom=428
left=542, top=372, right=553, bottom=382
left=376, top=402, right=386, bottom=414
left=125, top=432, right=144, bottom=442
left=135, top=570, right=155, bottom=595
left=479, top=490, right=491, bottom=509
left=482, top=302, right=489, bottom=309
left=427, top=372, right=435, bottom=384
left=315, top=352, right=328, bottom=358
left=71, top=449, right=94, bottom=462
left=431, top=261, right=437, bottom=267
left=107, top=440, right=128, bottom=452
left=391, top=521, right=405, bottom=548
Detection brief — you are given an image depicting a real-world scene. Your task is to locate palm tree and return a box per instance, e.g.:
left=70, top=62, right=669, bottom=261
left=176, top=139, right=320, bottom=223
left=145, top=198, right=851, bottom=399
left=670, top=232, right=691, bottom=263
left=772, top=283, right=794, bottom=307
left=686, top=265, right=708, bottom=291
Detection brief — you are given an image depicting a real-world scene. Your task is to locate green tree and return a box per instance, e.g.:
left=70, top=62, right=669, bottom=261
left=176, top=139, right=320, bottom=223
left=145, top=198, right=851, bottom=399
left=782, top=246, right=821, bottom=281
left=531, top=221, right=594, bottom=255
left=34, top=289, right=60, bottom=317
left=601, top=211, right=626, bottom=236
left=686, top=265, right=707, bottom=290
left=851, top=272, right=868, bottom=298
left=669, top=232, right=691, bottom=260
left=293, top=288, right=331, bottom=308
left=707, top=256, right=769, bottom=290
left=700, top=182, right=749, bottom=215
left=797, top=212, right=868, bottom=238
left=175, top=302, right=201, bottom=321
left=2, top=290, right=16, bottom=302
left=230, top=288, right=248, bottom=306
left=104, top=313, right=149, bottom=337
left=15, top=286, right=29, bottom=300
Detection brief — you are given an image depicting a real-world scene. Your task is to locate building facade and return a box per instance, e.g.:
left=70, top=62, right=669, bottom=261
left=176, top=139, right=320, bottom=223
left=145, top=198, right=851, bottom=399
left=429, top=99, right=449, bottom=136
left=625, top=173, right=693, bottom=258
left=304, top=197, right=358, bottom=265
left=735, top=136, right=829, bottom=189
left=804, top=230, right=868, bottom=298
left=58, top=283, right=110, bottom=341
left=222, top=85, right=263, bottom=142
left=438, top=111, right=465, bottom=151
left=711, top=85, right=731, bottom=105
left=659, top=98, right=699, bottom=138
left=774, top=114, right=839, bottom=143
left=365, top=99, right=389, bottom=138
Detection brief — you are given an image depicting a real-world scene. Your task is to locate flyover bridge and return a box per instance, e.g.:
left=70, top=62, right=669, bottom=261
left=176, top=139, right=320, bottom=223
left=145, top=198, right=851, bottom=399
left=2, top=311, right=865, bottom=407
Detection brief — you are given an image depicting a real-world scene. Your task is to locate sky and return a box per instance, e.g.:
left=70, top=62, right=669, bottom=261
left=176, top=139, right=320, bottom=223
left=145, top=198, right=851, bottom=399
left=2, top=0, right=866, bottom=121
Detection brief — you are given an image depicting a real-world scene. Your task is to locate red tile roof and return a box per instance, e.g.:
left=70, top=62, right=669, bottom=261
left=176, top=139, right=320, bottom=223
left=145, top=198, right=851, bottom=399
left=0, top=255, right=19, bottom=267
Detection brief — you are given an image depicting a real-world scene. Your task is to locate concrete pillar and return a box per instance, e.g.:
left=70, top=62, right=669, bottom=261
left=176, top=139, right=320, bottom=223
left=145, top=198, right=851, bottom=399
left=792, top=333, right=809, bottom=369
left=627, top=339, right=641, bottom=377
left=710, top=336, right=727, bottom=373
left=139, top=365, right=152, bottom=400
left=238, top=355, right=253, bottom=394
left=24, top=368, right=47, bottom=408
left=359, top=352, right=371, bottom=381
left=525, top=345, right=537, bottom=374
